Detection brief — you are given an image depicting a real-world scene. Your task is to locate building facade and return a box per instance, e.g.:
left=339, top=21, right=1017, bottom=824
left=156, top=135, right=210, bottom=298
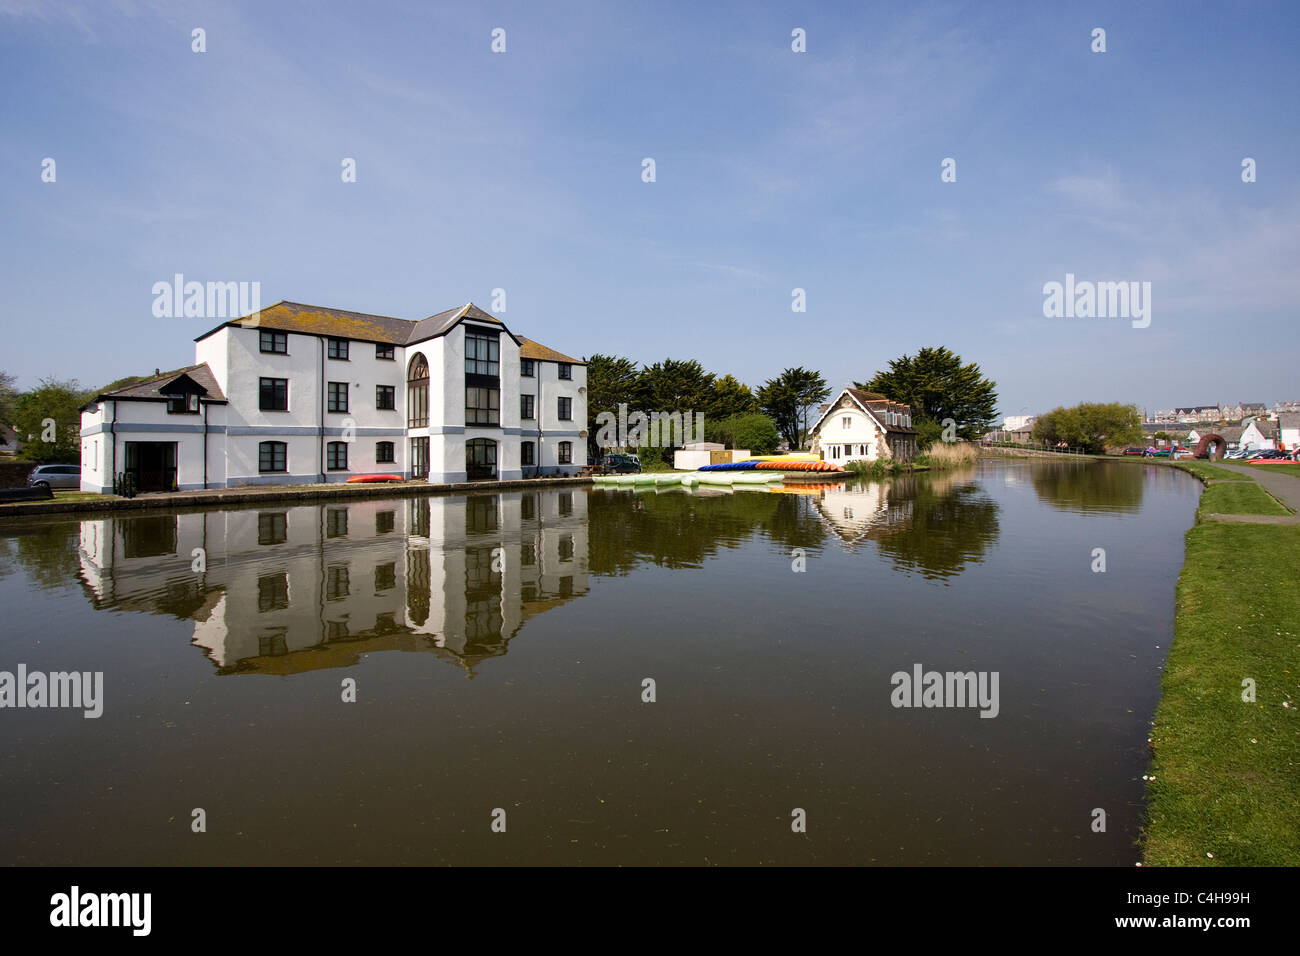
left=80, top=301, right=586, bottom=493
left=808, top=387, right=918, bottom=465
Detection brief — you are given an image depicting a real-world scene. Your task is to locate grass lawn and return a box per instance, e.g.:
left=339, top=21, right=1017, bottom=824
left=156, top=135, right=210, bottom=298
left=1196, top=482, right=1292, bottom=518
left=1169, top=461, right=1252, bottom=482
left=1144, top=520, right=1300, bottom=865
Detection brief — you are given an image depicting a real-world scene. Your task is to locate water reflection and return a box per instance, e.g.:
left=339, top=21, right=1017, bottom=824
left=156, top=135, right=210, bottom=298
left=69, top=473, right=1001, bottom=675
left=77, top=491, right=589, bottom=676
left=1030, top=460, right=1146, bottom=514
left=814, top=469, right=1000, bottom=580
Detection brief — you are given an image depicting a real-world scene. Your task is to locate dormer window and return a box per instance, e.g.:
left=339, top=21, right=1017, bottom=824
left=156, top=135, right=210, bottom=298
left=167, top=393, right=200, bottom=414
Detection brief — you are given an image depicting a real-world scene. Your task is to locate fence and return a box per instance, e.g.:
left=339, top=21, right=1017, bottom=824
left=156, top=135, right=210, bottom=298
left=981, top=441, right=1088, bottom=456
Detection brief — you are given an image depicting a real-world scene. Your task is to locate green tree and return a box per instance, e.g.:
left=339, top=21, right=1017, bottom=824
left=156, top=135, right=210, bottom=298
left=707, top=374, right=759, bottom=420
left=1032, top=402, right=1143, bottom=454
left=758, top=367, right=829, bottom=450
left=705, top=412, right=780, bottom=454
left=584, top=354, right=642, bottom=457
left=0, top=370, right=17, bottom=426
left=13, top=378, right=84, bottom=463
left=857, top=346, right=998, bottom=443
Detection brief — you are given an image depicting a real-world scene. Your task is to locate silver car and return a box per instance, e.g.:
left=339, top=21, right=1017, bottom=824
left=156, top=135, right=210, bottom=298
left=27, top=464, right=81, bottom=489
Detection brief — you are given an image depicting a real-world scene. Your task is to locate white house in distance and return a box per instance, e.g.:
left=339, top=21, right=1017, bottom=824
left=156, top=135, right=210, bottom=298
left=808, top=387, right=918, bottom=466
left=79, top=301, right=587, bottom=493
left=1240, top=418, right=1279, bottom=451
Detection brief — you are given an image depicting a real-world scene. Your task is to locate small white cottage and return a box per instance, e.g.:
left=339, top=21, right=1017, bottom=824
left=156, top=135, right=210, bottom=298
left=808, top=387, right=918, bottom=465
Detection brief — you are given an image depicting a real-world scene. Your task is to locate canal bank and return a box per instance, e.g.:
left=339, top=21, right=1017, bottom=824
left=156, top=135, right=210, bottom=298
left=0, top=475, right=593, bottom=519
left=1141, top=460, right=1300, bottom=865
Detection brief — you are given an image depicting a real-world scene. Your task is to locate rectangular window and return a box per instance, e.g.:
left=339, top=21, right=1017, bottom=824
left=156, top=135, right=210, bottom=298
left=376, top=344, right=394, bottom=361
left=376, top=385, right=396, bottom=410
left=466, top=386, right=500, bottom=426
left=558, top=396, right=572, bottom=421
left=558, top=441, right=572, bottom=464
left=326, top=508, right=348, bottom=537
left=327, top=338, right=349, bottom=360
left=257, top=572, right=289, bottom=612
left=326, top=564, right=349, bottom=600
left=521, top=359, right=535, bottom=377
left=558, top=363, right=572, bottom=380
left=376, top=440, right=395, bottom=463
left=327, top=441, right=349, bottom=471
left=375, top=562, right=396, bottom=591
left=559, top=534, right=574, bottom=562
left=328, top=382, right=349, bottom=413
left=464, top=329, right=499, bottom=376
left=521, top=441, right=535, bottom=466
left=259, top=441, right=287, bottom=473
left=259, top=377, right=288, bottom=411
left=842, top=416, right=851, bottom=429
left=260, top=330, right=288, bottom=354
left=167, top=394, right=199, bottom=414
left=376, top=510, right=395, bottom=534
left=521, top=394, right=534, bottom=420
left=257, top=512, right=287, bottom=545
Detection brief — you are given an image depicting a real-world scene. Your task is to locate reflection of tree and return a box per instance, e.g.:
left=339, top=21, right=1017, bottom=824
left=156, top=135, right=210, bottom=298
left=12, top=521, right=82, bottom=590
left=1030, top=461, right=1144, bottom=513
left=586, top=489, right=826, bottom=575
left=872, top=478, right=1001, bottom=581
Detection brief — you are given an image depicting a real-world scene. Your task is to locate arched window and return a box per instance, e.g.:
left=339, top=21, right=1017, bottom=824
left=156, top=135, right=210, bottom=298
left=407, top=353, right=429, bottom=428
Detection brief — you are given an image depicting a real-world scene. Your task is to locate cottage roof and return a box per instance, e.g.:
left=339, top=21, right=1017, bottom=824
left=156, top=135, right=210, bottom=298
left=84, top=363, right=227, bottom=406
left=813, top=387, right=917, bottom=436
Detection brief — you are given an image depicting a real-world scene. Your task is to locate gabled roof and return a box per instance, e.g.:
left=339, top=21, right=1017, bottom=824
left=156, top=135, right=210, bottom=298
left=1247, top=419, right=1280, bottom=438
left=1278, top=412, right=1300, bottom=429
left=197, top=300, right=526, bottom=349
left=196, top=301, right=414, bottom=345
left=517, top=336, right=583, bottom=365
left=84, top=363, right=227, bottom=406
left=812, top=387, right=917, bottom=436
left=1190, top=425, right=1244, bottom=441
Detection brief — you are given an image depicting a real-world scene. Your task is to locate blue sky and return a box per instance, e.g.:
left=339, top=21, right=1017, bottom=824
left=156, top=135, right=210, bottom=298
left=3, top=0, right=1298, bottom=418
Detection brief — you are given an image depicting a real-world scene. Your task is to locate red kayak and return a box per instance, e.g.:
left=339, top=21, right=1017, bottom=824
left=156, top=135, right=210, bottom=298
left=346, top=474, right=403, bottom=483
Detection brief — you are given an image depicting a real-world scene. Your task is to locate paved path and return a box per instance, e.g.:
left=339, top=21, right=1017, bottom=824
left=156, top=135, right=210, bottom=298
left=1202, top=462, right=1300, bottom=524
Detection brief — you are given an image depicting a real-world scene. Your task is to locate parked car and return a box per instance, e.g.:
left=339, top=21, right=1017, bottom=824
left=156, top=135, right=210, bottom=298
left=1251, top=449, right=1290, bottom=460
left=27, top=464, right=81, bottom=489
left=600, top=454, right=641, bottom=474
left=1122, top=447, right=1145, bottom=456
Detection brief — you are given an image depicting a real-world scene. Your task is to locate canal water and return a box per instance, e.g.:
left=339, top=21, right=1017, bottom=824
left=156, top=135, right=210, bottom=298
left=0, top=459, right=1200, bottom=865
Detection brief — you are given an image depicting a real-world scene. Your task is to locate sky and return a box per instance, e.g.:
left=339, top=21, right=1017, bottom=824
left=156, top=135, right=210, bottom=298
left=2, top=0, right=1298, bottom=419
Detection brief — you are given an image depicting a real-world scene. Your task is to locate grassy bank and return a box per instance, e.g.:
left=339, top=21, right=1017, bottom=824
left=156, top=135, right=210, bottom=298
left=1196, top=481, right=1291, bottom=518
left=1143, top=472, right=1300, bottom=865
left=1167, top=461, right=1252, bottom=482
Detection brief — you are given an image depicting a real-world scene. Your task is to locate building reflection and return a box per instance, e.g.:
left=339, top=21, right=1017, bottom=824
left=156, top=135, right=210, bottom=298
left=812, top=469, right=1001, bottom=580
left=77, top=490, right=590, bottom=676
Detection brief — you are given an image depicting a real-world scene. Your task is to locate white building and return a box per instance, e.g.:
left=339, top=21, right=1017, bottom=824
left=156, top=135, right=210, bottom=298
left=808, top=387, right=917, bottom=466
left=1240, top=419, right=1279, bottom=451
left=1277, top=412, right=1300, bottom=451
left=79, top=301, right=587, bottom=492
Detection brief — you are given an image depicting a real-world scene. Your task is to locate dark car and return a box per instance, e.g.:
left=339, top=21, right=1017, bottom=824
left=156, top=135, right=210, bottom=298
left=27, top=464, right=81, bottom=489
left=1122, top=447, right=1145, bottom=456
left=601, top=454, right=641, bottom=474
